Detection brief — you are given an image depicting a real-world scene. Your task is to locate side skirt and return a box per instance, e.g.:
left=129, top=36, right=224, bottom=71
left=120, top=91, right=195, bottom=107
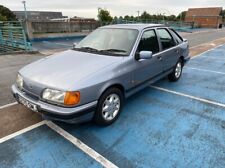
left=125, top=69, right=173, bottom=98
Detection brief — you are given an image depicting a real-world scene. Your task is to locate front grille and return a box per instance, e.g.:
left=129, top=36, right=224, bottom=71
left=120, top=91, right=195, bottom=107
left=23, top=89, right=39, bottom=101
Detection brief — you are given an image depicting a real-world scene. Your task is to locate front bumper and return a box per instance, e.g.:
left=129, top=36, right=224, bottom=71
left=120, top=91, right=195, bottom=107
left=11, top=85, right=97, bottom=123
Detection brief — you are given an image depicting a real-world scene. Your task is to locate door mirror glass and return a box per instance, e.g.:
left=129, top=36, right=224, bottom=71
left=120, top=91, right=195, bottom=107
left=139, top=51, right=153, bottom=60
left=73, top=43, right=77, bottom=48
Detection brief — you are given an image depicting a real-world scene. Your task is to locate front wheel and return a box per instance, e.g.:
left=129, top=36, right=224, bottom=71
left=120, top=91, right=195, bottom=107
left=168, top=59, right=183, bottom=82
left=94, top=87, right=124, bottom=126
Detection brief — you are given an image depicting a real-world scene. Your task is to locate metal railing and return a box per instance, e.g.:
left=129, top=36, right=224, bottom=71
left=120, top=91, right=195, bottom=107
left=101, top=19, right=194, bottom=32
left=0, top=21, right=32, bottom=54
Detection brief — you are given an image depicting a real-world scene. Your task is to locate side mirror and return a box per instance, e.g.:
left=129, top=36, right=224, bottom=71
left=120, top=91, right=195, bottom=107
left=183, top=38, right=188, bottom=42
left=138, top=51, right=153, bottom=60
left=73, top=43, right=77, bottom=49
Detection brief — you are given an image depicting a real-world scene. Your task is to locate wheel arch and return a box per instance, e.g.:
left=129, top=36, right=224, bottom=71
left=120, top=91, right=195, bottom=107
left=179, top=56, right=185, bottom=66
left=99, top=83, right=125, bottom=99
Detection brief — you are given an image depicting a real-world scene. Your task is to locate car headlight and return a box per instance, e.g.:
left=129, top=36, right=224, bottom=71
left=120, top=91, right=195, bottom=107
left=16, top=74, right=23, bottom=90
left=42, top=88, right=80, bottom=106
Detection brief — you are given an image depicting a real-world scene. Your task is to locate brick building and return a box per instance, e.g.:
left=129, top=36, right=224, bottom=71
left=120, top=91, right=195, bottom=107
left=185, top=7, right=223, bottom=28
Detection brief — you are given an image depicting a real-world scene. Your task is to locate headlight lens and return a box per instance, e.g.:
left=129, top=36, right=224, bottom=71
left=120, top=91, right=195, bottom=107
left=16, top=74, right=23, bottom=90
left=42, top=89, right=80, bottom=106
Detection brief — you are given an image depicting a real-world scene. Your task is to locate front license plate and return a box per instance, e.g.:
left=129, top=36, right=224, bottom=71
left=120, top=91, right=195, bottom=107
left=18, top=95, right=38, bottom=112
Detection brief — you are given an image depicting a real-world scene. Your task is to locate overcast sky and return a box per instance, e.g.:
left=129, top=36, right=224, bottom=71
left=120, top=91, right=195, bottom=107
left=1, top=0, right=224, bottom=18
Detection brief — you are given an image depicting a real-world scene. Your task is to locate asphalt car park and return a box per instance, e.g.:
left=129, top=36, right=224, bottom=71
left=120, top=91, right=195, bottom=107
left=1, top=44, right=225, bottom=167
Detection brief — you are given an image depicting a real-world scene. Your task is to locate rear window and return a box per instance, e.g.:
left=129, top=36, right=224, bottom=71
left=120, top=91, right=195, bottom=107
left=157, top=28, right=176, bottom=50
left=169, top=29, right=183, bottom=44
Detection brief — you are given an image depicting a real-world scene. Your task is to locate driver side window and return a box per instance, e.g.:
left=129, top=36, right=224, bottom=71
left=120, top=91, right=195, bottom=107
left=137, top=30, right=159, bottom=54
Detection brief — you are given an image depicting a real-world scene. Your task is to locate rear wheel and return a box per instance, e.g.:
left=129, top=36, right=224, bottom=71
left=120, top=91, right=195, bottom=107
left=94, top=87, right=124, bottom=126
left=168, top=59, right=183, bottom=82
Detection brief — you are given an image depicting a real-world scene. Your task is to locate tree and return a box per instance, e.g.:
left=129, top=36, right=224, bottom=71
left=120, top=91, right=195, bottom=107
left=177, top=11, right=187, bottom=21
left=0, top=5, right=17, bottom=21
left=98, top=8, right=113, bottom=23
left=140, top=11, right=151, bottom=20
left=221, top=10, right=225, bottom=21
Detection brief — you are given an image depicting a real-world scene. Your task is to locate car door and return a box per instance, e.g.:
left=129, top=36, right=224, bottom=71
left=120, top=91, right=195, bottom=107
left=133, top=29, right=163, bottom=86
left=156, top=28, right=180, bottom=72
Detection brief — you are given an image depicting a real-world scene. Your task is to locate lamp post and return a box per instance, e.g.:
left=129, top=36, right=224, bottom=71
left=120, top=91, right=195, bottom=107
left=22, top=1, right=29, bottom=42
left=22, top=1, right=28, bottom=21
left=192, top=15, right=196, bottom=28
left=137, top=11, right=140, bottom=22
left=162, top=12, right=165, bottom=24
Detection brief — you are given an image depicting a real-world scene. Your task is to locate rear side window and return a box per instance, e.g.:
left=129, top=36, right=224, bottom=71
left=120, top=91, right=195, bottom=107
left=137, top=30, right=159, bottom=54
left=169, top=29, right=183, bottom=44
left=157, top=28, right=176, bottom=50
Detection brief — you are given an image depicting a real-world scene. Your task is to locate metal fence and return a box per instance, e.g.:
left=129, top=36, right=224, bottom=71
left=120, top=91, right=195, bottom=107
left=0, top=21, right=32, bottom=54
left=102, top=19, right=194, bottom=32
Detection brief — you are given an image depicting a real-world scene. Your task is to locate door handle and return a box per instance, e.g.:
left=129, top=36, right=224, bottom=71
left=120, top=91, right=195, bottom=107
left=175, top=49, right=179, bottom=53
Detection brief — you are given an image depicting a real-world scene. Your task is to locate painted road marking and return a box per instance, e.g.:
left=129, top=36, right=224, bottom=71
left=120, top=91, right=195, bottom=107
left=150, top=86, right=225, bottom=109
left=0, top=102, right=18, bottom=110
left=0, top=121, right=45, bottom=143
left=46, top=121, right=118, bottom=168
left=186, top=67, right=225, bottom=75
left=0, top=120, right=118, bottom=167
left=195, top=55, right=225, bottom=61
left=191, top=44, right=224, bottom=60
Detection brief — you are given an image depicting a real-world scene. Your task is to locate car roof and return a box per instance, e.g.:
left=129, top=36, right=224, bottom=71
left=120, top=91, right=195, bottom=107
left=101, top=24, right=165, bottom=31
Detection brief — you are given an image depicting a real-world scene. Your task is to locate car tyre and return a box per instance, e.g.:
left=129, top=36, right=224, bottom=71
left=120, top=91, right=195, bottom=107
left=168, top=59, right=183, bottom=82
left=94, top=87, right=124, bottom=126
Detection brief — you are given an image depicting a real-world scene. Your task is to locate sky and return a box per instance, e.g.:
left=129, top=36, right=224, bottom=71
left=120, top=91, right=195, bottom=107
left=1, top=0, right=224, bottom=18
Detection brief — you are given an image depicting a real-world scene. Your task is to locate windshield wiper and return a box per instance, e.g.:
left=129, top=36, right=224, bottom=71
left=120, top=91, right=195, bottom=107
left=100, top=49, right=127, bottom=53
left=75, top=47, right=99, bottom=52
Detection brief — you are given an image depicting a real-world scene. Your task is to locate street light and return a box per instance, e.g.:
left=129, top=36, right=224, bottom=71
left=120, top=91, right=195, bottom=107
left=192, top=15, right=196, bottom=28
left=22, top=1, right=29, bottom=41
left=22, top=1, right=28, bottom=21
left=162, top=13, right=165, bottom=24
left=137, top=11, right=140, bottom=22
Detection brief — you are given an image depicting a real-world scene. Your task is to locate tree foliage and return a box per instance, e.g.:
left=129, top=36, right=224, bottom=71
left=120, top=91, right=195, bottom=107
left=0, top=5, right=17, bottom=21
left=177, top=11, right=187, bottom=21
left=98, top=9, right=113, bottom=23
left=112, top=11, right=186, bottom=23
left=221, top=10, right=225, bottom=18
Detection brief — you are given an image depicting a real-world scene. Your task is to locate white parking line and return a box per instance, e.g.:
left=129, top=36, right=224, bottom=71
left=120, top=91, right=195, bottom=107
left=195, top=55, right=225, bottom=61
left=150, top=86, right=225, bottom=108
left=191, top=44, right=224, bottom=60
left=186, top=67, right=225, bottom=75
left=0, top=121, right=45, bottom=143
left=46, top=121, right=118, bottom=168
left=0, top=102, right=18, bottom=110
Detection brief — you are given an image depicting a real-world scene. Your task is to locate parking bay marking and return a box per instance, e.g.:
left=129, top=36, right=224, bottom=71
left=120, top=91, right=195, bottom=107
left=150, top=86, right=225, bottom=109
left=191, top=44, right=224, bottom=60
left=0, top=121, right=46, bottom=143
left=186, top=67, right=225, bottom=75
left=193, top=55, right=225, bottom=61
left=0, top=120, right=118, bottom=168
left=46, top=121, right=118, bottom=168
left=0, top=102, right=18, bottom=111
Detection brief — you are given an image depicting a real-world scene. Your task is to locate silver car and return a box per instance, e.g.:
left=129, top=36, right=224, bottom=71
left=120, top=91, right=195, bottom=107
left=12, top=24, right=190, bottom=126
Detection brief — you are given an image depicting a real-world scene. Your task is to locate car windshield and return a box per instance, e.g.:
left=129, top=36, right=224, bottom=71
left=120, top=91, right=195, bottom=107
left=74, top=28, right=139, bottom=56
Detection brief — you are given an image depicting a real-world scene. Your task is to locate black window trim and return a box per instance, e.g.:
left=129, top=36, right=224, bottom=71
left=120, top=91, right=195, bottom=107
left=135, top=28, right=160, bottom=56
left=169, top=28, right=184, bottom=44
